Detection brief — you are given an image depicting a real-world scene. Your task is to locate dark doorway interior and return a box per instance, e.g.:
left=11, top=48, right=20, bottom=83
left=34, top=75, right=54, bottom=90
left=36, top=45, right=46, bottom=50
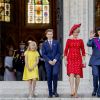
left=95, top=0, right=100, bottom=28
left=0, top=0, right=63, bottom=80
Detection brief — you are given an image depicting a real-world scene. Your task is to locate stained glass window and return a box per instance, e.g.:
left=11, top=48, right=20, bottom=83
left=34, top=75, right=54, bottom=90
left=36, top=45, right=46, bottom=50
left=0, top=0, right=10, bottom=22
left=27, top=0, right=50, bottom=24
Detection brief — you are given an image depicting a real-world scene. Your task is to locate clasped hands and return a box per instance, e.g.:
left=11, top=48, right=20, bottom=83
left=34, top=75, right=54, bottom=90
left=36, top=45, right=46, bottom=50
left=49, top=59, right=57, bottom=65
left=26, top=64, right=37, bottom=72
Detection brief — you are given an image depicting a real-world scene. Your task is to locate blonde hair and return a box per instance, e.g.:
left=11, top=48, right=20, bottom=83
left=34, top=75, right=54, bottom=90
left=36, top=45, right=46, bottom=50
left=28, top=40, right=33, bottom=44
left=27, top=41, right=37, bottom=51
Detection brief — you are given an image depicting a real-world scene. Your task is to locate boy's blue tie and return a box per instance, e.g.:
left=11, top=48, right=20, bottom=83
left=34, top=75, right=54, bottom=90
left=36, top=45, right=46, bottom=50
left=49, top=41, right=52, bottom=48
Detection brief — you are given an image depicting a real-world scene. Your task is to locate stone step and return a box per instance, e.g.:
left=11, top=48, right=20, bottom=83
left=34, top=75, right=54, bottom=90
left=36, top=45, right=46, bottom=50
left=0, top=80, right=99, bottom=100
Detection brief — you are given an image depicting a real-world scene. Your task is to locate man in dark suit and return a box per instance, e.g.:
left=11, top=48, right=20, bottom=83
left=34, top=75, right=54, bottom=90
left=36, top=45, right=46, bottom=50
left=13, top=41, right=25, bottom=81
left=87, top=28, right=100, bottom=97
left=42, top=29, right=61, bottom=98
left=38, top=41, right=47, bottom=81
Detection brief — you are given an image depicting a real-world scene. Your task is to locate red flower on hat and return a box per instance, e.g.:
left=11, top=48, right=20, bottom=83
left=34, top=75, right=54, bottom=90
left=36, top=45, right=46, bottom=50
left=69, top=24, right=81, bottom=36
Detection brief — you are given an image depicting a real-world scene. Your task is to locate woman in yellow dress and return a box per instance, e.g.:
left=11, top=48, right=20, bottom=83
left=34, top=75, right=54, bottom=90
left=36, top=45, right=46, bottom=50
left=23, top=41, right=39, bottom=98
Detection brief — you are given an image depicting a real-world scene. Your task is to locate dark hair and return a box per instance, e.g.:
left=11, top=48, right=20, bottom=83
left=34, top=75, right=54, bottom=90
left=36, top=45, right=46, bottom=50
left=6, top=47, right=14, bottom=56
left=95, top=27, right=100, bottom=37
left=19, top=41, right=25, bottom=45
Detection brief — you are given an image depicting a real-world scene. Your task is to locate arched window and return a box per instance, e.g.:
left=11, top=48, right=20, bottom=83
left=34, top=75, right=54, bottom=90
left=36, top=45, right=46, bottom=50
left=27, top=0, right=50, bottom=24
left=0, top=0, right=10, bottom=22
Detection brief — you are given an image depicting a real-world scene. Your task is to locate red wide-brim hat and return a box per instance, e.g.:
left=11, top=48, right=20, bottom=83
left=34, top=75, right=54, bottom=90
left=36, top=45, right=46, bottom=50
left=69, top=24, right=81, bottom=36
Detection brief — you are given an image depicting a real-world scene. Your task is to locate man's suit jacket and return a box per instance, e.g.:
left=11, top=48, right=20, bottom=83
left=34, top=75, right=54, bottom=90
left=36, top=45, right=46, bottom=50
left=42, top=40, right=61, bottom=64
left=87, top=38, right=100, bottom=66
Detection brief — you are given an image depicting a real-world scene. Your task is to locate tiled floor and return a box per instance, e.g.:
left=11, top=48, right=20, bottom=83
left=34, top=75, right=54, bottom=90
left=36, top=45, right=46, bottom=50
left=0, top=79, right=99, bottom=100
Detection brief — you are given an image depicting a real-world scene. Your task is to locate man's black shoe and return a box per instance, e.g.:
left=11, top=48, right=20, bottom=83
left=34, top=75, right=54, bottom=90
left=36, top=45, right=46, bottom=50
left=92, top=91, right=96, bottom=96
left=53, top=93, right=59, bottom=97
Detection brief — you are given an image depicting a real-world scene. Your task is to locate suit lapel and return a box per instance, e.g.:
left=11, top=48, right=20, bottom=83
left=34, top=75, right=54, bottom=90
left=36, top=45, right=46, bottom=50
left=51, top=40, right=55, bottom=49
left=47, top=40, right=55, bottom=50
left=52, top=40, right=54, bottom=48
left=52, top=40, right=55, bottom=51
left=46, top=40, right=52, bottom=49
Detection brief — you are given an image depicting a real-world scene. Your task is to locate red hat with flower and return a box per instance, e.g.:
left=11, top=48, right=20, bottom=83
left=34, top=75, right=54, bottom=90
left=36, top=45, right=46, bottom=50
left=69, top=23, right=81, bottom=36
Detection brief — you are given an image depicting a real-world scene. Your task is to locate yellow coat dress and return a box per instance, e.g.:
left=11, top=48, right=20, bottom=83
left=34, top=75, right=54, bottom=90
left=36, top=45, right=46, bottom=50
left=23, top=50, right=39, bottom=80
